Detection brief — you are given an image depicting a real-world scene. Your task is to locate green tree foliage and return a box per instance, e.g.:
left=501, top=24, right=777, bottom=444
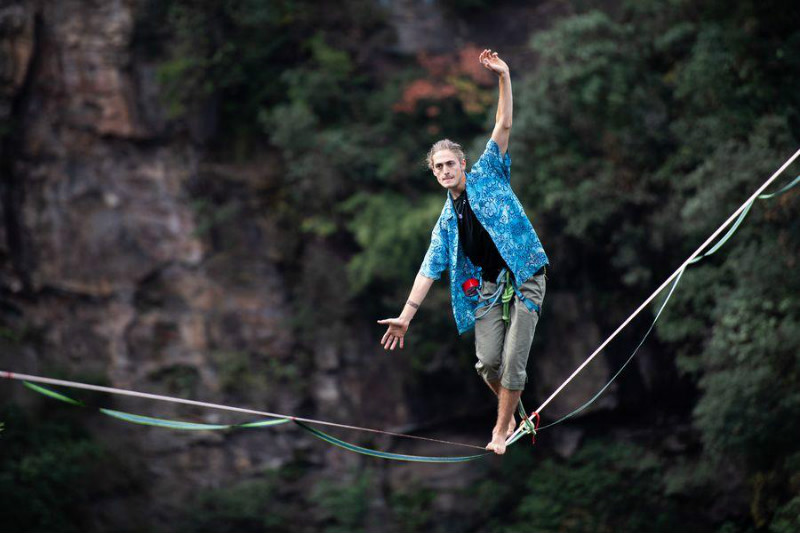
left=342, top=192, right=444, bottom=293
left=465, top=438, right=714, bottom=533
left=182, top=465, right=440, bottom=533
left=507, top=1, right=800, bottom=530
left=148, top=0, right=388, bottom=152
left=389, top=484, right=436, bottom=532
left=499, top=440, right=688, bottom=532
left=183, top=476, right=288, bottom=532
left=0, top=404, right=130, bottom=533
left=514, top=10, right=671, bottom=245
left=770, top=494, right=800, bottom=533
left=313, top=470, right=372, bottom=533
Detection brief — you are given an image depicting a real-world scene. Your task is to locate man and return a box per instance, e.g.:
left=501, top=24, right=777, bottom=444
left=378, top=49, right=548, bottom=455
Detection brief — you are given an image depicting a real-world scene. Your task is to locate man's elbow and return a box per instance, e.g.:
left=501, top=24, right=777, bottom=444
left=497, top=119, right=512, bottom=130
left=418, top=271, right=439, bottom=282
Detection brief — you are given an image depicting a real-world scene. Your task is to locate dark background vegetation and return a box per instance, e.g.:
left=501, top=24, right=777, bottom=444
left=1, top=0, right=799, bottom=531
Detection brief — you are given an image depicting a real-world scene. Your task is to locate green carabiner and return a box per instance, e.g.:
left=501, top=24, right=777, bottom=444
left=501, top=270, right=514, bottom=325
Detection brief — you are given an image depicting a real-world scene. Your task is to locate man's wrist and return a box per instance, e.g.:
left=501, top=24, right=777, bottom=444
left=400, top=301, right=418, bottom=322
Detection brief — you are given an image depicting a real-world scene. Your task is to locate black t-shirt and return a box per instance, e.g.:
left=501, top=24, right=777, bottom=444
left=451, top=190, right=508, bottom=281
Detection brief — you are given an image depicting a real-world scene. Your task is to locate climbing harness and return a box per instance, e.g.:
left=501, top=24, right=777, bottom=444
left=474, top=268, right=541, bottom=321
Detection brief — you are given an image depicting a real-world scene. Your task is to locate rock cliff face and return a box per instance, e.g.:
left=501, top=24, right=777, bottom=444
left=0, top=0, right=656, bottom=529
left=0, top=1, right=297, bottom=526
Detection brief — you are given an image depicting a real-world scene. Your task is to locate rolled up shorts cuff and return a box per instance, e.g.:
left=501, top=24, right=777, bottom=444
left=500, top=375, right=527, bottom=391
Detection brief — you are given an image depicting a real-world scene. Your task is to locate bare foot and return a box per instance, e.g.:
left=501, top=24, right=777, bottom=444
left=506, top=416, right=517, bottom=438
left=485, top=431, right=507, bottom=455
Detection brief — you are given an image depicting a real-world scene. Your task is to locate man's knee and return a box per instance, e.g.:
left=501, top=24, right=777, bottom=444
left=475, top=360, right=500, bottom=384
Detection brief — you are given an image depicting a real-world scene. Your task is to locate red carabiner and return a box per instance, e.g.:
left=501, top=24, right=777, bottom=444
left=530, top=411, right=540, bottom=444
left=462, top=277, right=480, bottom=297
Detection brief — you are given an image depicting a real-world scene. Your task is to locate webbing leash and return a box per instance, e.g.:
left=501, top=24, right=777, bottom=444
left=15, top=379, right=489, bottom=462
left=1, top=371, right=487, bottom=453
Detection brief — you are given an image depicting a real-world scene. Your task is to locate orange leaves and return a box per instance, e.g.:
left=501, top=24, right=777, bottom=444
left=393, top=44, right=495, bottom=115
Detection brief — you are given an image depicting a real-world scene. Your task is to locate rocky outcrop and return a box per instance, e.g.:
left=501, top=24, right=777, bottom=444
left=0, top=1, right=295, bottom=527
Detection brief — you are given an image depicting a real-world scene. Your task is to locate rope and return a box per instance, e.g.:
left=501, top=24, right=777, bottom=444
left=474, top=272, right=506, bottom=320
left=534, top=176, right=799, bottom=433
left=536, top=267, right=685, bottom=432
left=0, top=371, right=486, bottom=452
left=689, top=174, right=800, bottom=264
left=507, top=153, right=800, bottom=445
left=295, top=421, right=489, bottom=463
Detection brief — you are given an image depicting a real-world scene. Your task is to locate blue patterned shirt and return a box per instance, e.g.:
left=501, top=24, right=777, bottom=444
left=419, top=139, right=549, bottom=334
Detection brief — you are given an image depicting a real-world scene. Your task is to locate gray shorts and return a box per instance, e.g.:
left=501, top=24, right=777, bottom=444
left=474, top=270, right=546, bottom=390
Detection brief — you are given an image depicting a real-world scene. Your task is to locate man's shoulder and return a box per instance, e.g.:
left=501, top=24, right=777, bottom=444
left=469, top=138, right=510, bottom=177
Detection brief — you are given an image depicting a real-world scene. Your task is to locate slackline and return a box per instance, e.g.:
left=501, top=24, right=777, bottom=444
left=1, top=158, right=797, bottom=460
left=507, top=153, right=800, bottom=446
left=1, top=371, right=489, bottom=462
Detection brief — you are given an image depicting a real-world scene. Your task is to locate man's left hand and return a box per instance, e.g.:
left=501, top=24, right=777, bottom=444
left=480, top=49, right=509, bottom=77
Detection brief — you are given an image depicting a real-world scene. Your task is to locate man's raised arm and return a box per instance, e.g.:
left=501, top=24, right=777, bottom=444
left=480, top=49, right=512, bottom=155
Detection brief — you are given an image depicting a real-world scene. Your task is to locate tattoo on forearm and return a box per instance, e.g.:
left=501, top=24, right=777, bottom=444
left=406, top=300, right=420, bottom=309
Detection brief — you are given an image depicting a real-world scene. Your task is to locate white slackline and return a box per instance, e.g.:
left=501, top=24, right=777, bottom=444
left=508, top=147, right=800, bottom=445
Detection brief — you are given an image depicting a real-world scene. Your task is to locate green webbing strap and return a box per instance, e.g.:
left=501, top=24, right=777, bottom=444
left=293, top=420, right=489, bottom=463
left=22, top=381, right=489, bottom=462
left=501, top=270, right=515, bottom=324
left=690, top=175, right=800, bottom=264
left=531, top=267, right=685, bottom=434
left=99, top=409, right=290, bottom=430
left=23, top=381, right=84, bottom=406
left=23, top=381, right=289, bottom=431
left=520, top=174, right=800, bottom=436
left=759, top=174, right=800, bottom=199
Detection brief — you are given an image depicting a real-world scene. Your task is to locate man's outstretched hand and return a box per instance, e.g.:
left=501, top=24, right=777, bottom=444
left=480, top=49, right=509, bottom=77
left=377, top=317, right=409, bottom=351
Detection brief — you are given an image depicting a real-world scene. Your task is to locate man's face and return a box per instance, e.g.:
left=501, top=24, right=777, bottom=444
left=431, top=150, right=466, bottom=191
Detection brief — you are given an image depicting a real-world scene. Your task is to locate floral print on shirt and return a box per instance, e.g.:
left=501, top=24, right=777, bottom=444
left=420, top=139, right=549, bottom=334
